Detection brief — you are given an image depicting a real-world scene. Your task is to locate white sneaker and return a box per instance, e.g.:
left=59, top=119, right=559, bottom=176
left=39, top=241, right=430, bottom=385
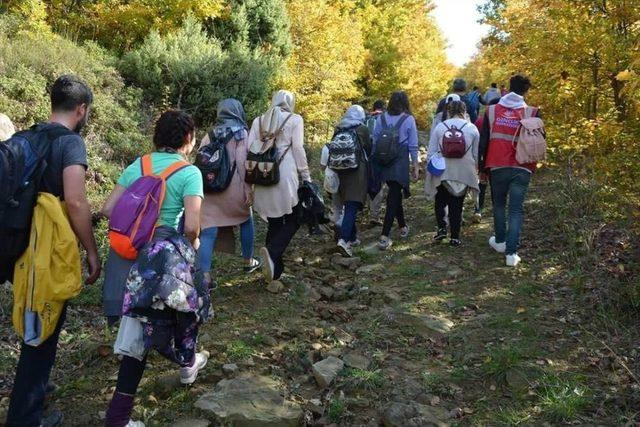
left=377, top=236, right=393, bottom=250
left=179, top=351, right=209, bottom=384
left=125, top=421, right=145, bottom=427
left=400, top=226, right=410, bottom=239
left=337, top=239, right=353, bottom=257
left=350, top=238, right=362, bottom=247
left=506, top=254, right=521, bottom=267
left=489, top=236, right=506, bottom=254
left=260, top=247, right=274, bottom=282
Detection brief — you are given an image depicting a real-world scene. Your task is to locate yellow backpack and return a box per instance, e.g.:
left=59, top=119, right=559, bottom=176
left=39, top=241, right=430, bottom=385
left=12, top=193, right=82, bottom=346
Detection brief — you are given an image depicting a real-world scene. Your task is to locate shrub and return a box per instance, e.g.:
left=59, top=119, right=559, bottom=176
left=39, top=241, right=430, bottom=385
left=120, top=15, right=279, bottom=126
left=0, top=15, right=149, bottom=208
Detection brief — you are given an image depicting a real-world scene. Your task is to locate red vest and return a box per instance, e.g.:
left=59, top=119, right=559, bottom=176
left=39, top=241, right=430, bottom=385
left=485, top=104, right=537, bottom=172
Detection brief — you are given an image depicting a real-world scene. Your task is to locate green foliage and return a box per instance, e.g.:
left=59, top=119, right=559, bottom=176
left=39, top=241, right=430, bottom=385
left=120, top=16, right=277, bottom=125
left=210, top=0, right=291, bottom=58
left=226, top=340, right=254, bottom=360
left=482, top=345, right=523, bottom=382
left=0, top=15, right=148, bottom=205
left=327, top=397, right=347, bottom=423
left=537, top=374, right=591, bottom=422
left=343, top=367, right=384, bottom=390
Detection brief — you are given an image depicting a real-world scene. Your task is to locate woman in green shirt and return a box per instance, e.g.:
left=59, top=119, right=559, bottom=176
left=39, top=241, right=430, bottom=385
left=101, top=110, right=204, bottom=324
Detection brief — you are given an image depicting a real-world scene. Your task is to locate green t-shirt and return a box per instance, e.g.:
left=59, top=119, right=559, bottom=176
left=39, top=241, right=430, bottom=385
left=117, top=152, right=203, bottom=229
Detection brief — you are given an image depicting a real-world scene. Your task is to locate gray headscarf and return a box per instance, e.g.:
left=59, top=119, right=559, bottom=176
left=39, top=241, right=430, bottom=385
left=338, top=105, right=366, bottom=129
left=214, top=98, right=248, bottom=138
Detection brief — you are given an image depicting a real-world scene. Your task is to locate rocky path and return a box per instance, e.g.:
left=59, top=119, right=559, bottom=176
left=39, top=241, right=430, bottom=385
left=1, top=170, right=637, bottom=426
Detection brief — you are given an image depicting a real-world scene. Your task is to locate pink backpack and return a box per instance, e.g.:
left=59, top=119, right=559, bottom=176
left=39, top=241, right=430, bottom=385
left=514, top=108, right=546, bottom=164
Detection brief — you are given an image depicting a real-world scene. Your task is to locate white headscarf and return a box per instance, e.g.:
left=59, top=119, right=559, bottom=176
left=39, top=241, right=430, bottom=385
left=259, top=90, right=296, bottom=136
left=0, top=114, right=16, bottom=141
left=337, top=105, right=366, bottom=129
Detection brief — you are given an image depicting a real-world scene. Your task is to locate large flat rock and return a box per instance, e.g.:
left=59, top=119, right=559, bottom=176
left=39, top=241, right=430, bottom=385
left=383, top=402, right=449, bottom=427
left=195, top=375, right=302, bottom=427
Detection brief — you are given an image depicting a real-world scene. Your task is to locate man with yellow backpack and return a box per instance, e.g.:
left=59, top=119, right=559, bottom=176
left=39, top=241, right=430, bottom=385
left=0, top=75, right=101, bottom=427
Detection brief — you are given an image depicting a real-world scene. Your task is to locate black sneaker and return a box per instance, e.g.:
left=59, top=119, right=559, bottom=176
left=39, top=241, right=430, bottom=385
left=450, top=239, right=462, bottom=247
left=433, top=228, right=447, bottom=242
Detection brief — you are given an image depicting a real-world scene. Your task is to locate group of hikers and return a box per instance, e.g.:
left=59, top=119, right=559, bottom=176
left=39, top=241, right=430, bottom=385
left=0, top=72, right=545, bottom=427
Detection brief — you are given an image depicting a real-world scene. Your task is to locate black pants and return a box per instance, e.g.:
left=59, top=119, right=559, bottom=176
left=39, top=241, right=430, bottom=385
left=382, top=181, right=406, bottom=237
left=435, top=185, right=465, bottom=239
left=7, top=306, right=67, bottom=427
left=475, top=182, right=488, bottom=213
left=116, top=355, right=148, bottom=395
left=266, top=205, right=301, bottom=279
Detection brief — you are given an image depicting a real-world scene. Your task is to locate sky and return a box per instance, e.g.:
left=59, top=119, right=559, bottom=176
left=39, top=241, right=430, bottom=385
left=432, top=0, right=490, bottom=67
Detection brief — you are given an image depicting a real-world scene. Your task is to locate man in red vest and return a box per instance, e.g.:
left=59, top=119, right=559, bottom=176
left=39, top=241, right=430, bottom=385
left=479, top=75, right=540, bottom=267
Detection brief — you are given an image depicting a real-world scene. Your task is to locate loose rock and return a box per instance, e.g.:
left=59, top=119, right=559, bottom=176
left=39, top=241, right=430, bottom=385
left=222, top=363, right=238, bottom=377
left=355, top=264, right=384, bottom=275
left=170, top=419, right=210, bottom=427
left=392, top=311, right=454, bottom=338
left=312, top=356, right=344, bottom=388
left=195, top=375, right=303, bottom=427
left=267, top=280, right=286, bottom=294
left=342, top=351, right=371, bottom=370
left=383, top=402, right=449, bottom=427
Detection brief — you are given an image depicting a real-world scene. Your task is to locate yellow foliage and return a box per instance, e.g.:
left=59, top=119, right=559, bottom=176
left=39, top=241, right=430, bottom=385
left=281, top=0, right=366, bottom=126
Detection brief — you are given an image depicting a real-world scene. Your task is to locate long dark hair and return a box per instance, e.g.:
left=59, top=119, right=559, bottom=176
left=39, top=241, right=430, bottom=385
left=387, top=91, right=412, bottom=116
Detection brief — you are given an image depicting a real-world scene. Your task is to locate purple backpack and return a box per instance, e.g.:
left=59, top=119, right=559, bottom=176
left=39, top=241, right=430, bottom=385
left=108, top=154, right=189, bottom=260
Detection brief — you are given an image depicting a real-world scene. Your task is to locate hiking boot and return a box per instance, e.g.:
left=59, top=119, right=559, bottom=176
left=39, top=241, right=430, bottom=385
left=506, top=254, right=521, bottom=267
left=369, top=218, right=383, bottom=227
left=399, top=226, right=410, bottom=239
left=243, top=257, right=263, bottom=274
left=260, top=247, right=275, bottom=282
left=179, top=351, right=209, bottom=384
left=337, top=239, right=353, bottom=257
left=377, top=236, right=393, bottom=251
left=350, top=238, right=362, bottom=247
left=40, top=410, right=64, bottom=427
left=489, top=236, right=506, bottom=253
left=433, top=228, right=447, bottom=242
left=450, top=239, right=462, bottom=247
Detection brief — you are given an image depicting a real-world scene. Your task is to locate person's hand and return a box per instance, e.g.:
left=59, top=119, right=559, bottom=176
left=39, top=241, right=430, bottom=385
left=412, top=165, right=420, bottom=182
left=479, top=171, right=489, bottom=184
left=85, top=251, right=102, bottom=285
left=193, top=237, right=201, bottom=251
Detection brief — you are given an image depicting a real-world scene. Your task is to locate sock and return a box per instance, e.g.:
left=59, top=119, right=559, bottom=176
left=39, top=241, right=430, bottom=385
left=105, top=392, right=134, bottom=427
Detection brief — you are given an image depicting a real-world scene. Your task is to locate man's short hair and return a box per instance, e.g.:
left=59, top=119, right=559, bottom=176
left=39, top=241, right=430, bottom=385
left=372, top=99, right=386, bottom=111
left=491, top=83, right=497, bottom=88
left=509, top=74, right=532, bottom=96
left=453, top=78, right=467, bottom=92
left=51, top=75, right=94, bottom=112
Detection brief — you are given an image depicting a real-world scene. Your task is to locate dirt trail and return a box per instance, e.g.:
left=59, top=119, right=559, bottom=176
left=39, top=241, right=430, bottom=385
left=0, top=170, right=637, bottom=426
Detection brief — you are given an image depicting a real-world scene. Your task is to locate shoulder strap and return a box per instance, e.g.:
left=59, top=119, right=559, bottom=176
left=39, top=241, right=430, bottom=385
left=395, top=114, right=410, bottom=130
left=459, top=122, right=468, bottom=131
left=276, top=114, right=294, bottom=137
left=141, top=154, right=153, bottom=176
left=160, top=160, right=190, bottom=181
left=381, top=114, right=388, bottom=130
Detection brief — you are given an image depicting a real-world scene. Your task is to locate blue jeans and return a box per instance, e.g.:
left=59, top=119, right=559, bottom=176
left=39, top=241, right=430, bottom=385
left=198, top=216, right=255, bottom=272
left=490, top=168, right=531, bottom=255
left=340, top=201, right=362, bottom=242
left=7, top=306, right=67, bottom=427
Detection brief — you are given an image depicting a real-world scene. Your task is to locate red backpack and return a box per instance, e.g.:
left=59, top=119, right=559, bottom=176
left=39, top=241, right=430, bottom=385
left=440, top=122, right=469, bottom=159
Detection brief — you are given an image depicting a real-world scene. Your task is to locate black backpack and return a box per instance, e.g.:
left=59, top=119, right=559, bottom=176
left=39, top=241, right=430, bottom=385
left=327, top=127, right=361, bottom=170
left=372, top=114, right=409, bottom=166
left=0, top=123, right=75, bottom=283
left=196, top=130, right=236, bottom=193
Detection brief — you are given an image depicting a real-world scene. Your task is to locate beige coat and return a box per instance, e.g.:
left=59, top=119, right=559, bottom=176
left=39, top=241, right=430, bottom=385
left=199, top=133, right=252, bottom=229
left=249, top=113, right=311, bottom=220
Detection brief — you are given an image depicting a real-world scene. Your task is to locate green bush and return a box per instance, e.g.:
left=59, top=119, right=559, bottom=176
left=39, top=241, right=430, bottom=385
left=120, top=15, right=279, bottom=126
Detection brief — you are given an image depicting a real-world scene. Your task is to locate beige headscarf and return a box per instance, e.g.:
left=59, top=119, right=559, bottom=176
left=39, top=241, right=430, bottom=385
left=259, top=90, right=295, bottom=137
left=0, top=114, right=16, bottom=141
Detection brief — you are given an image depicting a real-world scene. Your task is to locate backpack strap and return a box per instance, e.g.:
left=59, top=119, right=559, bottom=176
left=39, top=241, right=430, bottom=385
left=140, top=154, right=190, bottom=180
left=395, top=114, right=410, bottom=130
left=380, top=114, right=388, bottom=130
left=160, top=160, right=191, bottom=181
